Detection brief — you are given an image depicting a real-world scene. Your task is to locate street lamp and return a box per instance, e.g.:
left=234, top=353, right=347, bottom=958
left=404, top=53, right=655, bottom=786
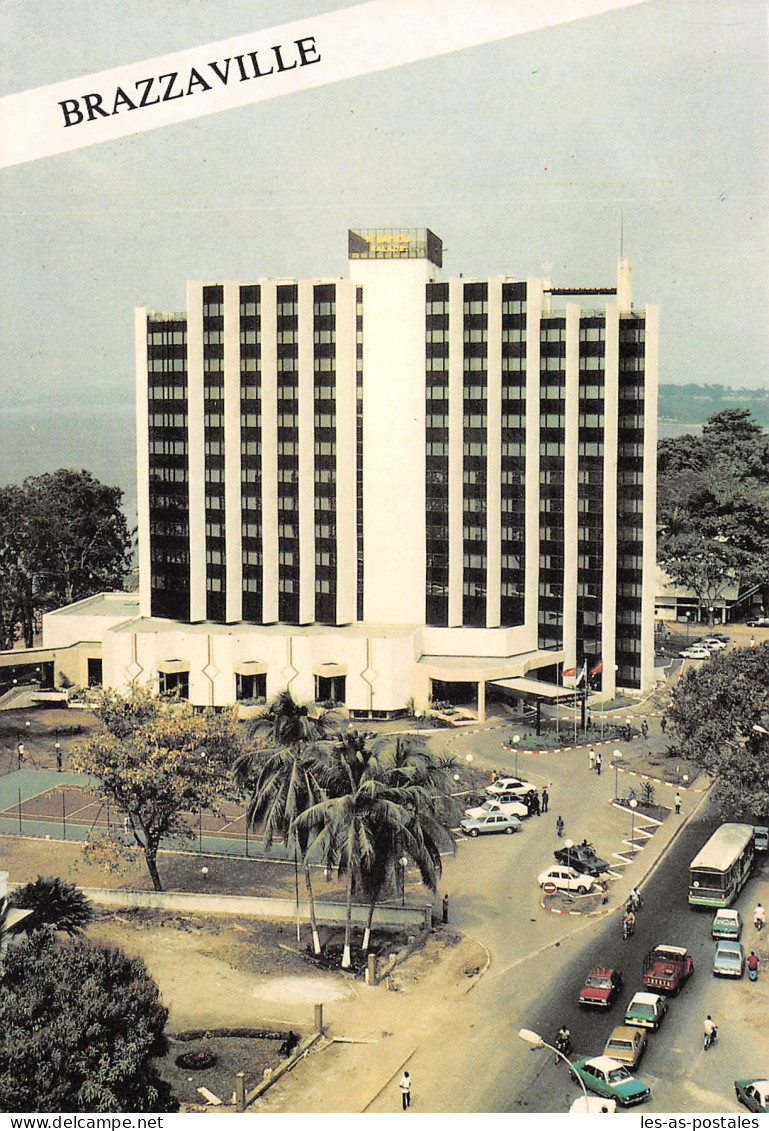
left=613, top=750, right=623, bottom=800
left=465, top=754, right=473, bottom=765
left=629, top=798, right=638, bottom=848
left=518, top=1028, right=588, bottom=1105
left=400, top=856, right=409, bottom=907
left=685, top=612, right=691, bottom=642
left=512, top=734, right=520, bottom=777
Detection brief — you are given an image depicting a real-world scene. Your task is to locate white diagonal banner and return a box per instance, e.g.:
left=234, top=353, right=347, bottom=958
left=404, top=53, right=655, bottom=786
left=0, top=0, right=650, bottom=170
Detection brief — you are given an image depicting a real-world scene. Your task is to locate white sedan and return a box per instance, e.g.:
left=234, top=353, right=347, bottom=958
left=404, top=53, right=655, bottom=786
left=464, top=798, right=529, bottom=821
left=679, top=646, right=711, bottom=659
left=538, top=865, right=598, bottom=895
left=486, top=777, right=536, bottom=798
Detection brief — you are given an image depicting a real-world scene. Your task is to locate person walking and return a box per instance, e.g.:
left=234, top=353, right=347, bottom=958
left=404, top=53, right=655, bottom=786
left=588, top=746, right=596, bottom=771
left=442, top=894, right=449, bottom=924
left=399, top=1070, right=412, bottom=1110
left=595, top=751, right=602, bottom=775
left=556, top=815, right=564, bottom=837
left=747, top=951, right=759, bottom=982
left=541, top=787, right=549, bottom=813
left=660, top=715, right=667, bottom=735
left=674, top=792, right=682, bottom=815
left=641, top=718, right=649, bottom=739
left=531, top=792, right=541, bottom=817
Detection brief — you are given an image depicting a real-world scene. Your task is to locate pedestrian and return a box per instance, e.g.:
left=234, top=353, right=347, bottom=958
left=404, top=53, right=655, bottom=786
left=588, top=746, right=596, bottom=771
left=399, top=1070, right=412, bottom=1110
left=556, top=815, right=564, bottom=837
left=586, top=710, right=592, bottom=730
left=55, top=741, right=62, bottom=772
left=641, top=718, right=648, bottom=739
left=660, top=716, right=667, bottom=735
left=531, top=792, right=541, bottom=817
left=490, top=769, right=498, bottom=783
left=674, top=792, right=682, bottom=815
left=442, top=894, right=449, bottom=924
left=747, top=951, right=759, bottom=982
left=541, top=787, right=549, bottom=813
left=595, top=751, right=602, bottom=775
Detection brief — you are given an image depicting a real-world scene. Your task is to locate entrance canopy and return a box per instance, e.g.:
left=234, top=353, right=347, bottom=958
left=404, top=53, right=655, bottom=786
left=490, top=676, right=577, bottom=700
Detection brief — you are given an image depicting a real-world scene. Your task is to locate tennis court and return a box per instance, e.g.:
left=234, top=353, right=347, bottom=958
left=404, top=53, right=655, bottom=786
left=0, top=770, right=280, bottom=859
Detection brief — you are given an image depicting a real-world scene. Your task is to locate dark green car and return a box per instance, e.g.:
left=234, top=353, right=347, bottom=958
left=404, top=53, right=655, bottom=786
left=570, top=1057, right=651, bottom=1107
left=735, top=1080, right=769, bottom=1113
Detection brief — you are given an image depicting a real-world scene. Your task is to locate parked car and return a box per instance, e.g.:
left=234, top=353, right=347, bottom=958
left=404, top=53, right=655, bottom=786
left=569, top=1057, right=651, bottom=1107
left=735, top=1079, right=769, bottom=1113
left=538, top=866, right=597, bottom=896
left=754, top=826, right=769, bottom=852
left=624, top=991, right=668, bottom=1031
left=579, top=966, right=624, bottom=1008
left=554, top=841, right=610, bottom=877
left=464, top=797, right=528, bottom=821
left=704, top=632, right=729, bottom=643
left=486, top=776, right=537, bottom=798
left=713, top=940, right=744, bottom=977
left=642, top=944, right=694, bottom=995
left=679, top=646, right=711, bottom=659
left=460, top=811, right=522, bottom=837
left=695, top=637, right=727, bottom=651
left=712, top=908, right=742, bottom=940
left=603, top=1026, right=647, bottom=1069
left=488, top=789, right=535, bottom=813
left=746, top=617, right=769, bottom=628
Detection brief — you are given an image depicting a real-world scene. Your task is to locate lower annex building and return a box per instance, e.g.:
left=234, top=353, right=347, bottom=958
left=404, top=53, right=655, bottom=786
left=47, top=228, right=658, bottom=719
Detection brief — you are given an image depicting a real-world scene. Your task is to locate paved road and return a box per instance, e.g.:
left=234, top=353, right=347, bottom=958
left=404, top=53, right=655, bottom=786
left=368, top=731, right=769, bottom=1115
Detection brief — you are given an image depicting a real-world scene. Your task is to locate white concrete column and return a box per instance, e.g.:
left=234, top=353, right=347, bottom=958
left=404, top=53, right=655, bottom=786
left=186, top=281, right=206, bottom=623
left=260, top=283, right=279, bottom=623
left=334, top=279, right=357, bottom=624
left=485, top=279, right=502, bottom=628
left=297, top=280, right=316, bottom=625
left=525, top=278, right=544, bottom=631
left=562, top=304, right=580, bottom=664
left=447, top=278, right=464, bottom=627
left=640, top=304, right=659, bottom=692
left=223, top=280, right=243, bottom=624
left=134, top=308, right=151, bottom=619
left=601, top=304, right=620, bottom=700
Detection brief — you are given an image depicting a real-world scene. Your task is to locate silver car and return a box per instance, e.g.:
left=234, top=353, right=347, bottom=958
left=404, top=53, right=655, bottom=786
left=713, top=940, right=744, bottom=977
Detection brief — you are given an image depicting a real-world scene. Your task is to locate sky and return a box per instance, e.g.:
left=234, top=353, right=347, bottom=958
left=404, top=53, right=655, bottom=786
left=0, top=0, right=767, bottom=440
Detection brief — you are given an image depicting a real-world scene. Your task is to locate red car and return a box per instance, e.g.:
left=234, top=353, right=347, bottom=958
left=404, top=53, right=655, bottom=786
left=642, top=945, right=694, bottom=995
left=579, top=967, right=624, bottom=1008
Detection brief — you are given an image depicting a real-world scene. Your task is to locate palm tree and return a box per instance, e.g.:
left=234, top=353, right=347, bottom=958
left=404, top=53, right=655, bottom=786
left=234, top=690, right=343, bottom=954
left=297, top=730, right=458, bottom=967
left=11, top=876, right=93, bottom=935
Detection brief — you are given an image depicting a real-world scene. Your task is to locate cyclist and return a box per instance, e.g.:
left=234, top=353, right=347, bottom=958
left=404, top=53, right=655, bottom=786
left=622, top=908, right=636, bottom=938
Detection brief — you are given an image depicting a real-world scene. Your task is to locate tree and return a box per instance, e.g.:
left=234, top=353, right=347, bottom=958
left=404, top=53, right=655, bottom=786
left=11, top=876, right=93, bottom=936
left=667, top=642, right=769, bottom=819
left=0, top=931, right=177, bottom=1112
left=298, top=731, right=457, bottom=968
left=0, top=470, right=133, bottom=648
left=657, top=409, right=769, bottom=613
left=234, top=690, right=342, bottom=954
left=72, top=690, right=242, bottom=891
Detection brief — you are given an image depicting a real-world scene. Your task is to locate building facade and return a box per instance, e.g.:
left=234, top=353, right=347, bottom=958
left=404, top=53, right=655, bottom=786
left=90, top=228, right=657, bottom=716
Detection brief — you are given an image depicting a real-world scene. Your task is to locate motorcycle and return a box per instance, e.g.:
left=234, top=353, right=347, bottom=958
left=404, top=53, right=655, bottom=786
left=703, top=1025, right=718, bottom=1051
left=622, top=916, right=635, bottom=941
left=754, top=913, right=765, bottom=932
left=626, top=891, right=643, bottom=913
left=554, top=1031, right=573, bottom=1063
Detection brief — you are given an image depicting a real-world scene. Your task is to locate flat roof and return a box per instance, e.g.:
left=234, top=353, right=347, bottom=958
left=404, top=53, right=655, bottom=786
left=689, top=823, right=755, bottom=872
left=491, top=676, right=576, bottom=700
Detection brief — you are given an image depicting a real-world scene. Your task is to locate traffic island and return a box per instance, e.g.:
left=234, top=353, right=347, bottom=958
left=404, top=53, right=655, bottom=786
left=540, top=887, right=611, bottom=917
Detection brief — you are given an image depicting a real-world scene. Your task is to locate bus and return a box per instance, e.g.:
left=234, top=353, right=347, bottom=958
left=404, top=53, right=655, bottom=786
left=688, top=823, right=755, bottom=908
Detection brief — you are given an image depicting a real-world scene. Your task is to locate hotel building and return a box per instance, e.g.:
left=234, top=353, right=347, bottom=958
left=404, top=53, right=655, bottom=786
left=62, top=229, right=657, bottom=718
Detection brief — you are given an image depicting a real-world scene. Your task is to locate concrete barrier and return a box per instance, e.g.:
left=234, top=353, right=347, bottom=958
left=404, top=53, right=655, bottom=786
left=73, top=885, right=433, bottom=930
